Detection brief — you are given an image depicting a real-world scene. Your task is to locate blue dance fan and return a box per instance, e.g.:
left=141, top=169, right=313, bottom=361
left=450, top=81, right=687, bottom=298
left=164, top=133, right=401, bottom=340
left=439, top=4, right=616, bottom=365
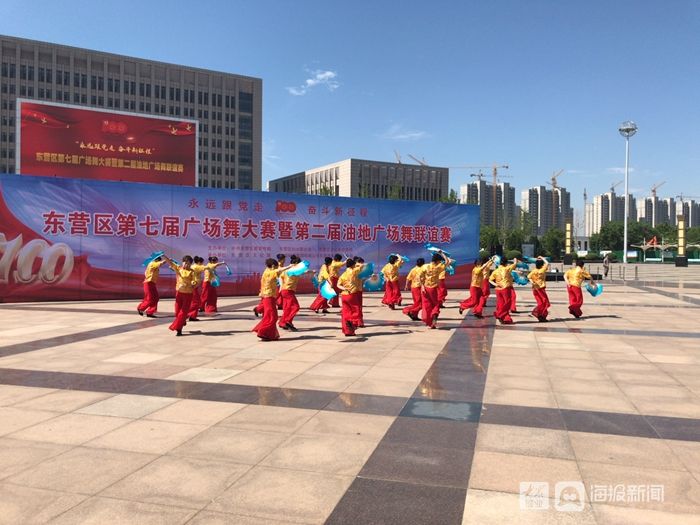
left=512, top=271, right=529, bottom=286
left=446, top=265, right=456, bottom=276
left=311, top=275, right=320, bottom=288
left=516, top=262, right=530, bottom=270
left=358, top=262, right=375, bottom=280
left=363, top=272, right=385, bottom=292
left=320, top=280, right=337, bottom=300
left=211, top=272, right=221, bottom=288
left=523, top=256, right=551, bottom=264
left=286, top=260, right=310, bottom=277
left=492, top=255, right=501, bottom=268
left=586, top=283, right=604, bottom=297
left=142, top=250, right=165, bottom=266
left=386, top=253, right=409, bottom=263
left=224, top=263, right=232, bottom=276
left=425, top=243, right=451, bottom=257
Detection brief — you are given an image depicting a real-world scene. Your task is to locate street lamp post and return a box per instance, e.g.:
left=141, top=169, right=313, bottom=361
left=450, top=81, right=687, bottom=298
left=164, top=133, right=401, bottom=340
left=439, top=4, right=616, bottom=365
left=618, top=121, right=638, bottom=265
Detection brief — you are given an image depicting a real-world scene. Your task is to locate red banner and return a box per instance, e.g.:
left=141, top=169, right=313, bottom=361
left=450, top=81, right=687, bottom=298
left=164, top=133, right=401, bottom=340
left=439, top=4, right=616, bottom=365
left=18, top=100, right=197, bottom=186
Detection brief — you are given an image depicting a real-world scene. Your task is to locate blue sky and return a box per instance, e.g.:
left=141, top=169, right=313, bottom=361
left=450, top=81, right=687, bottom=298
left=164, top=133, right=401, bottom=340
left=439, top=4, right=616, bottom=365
left=3, top=0, right=699, bottom=216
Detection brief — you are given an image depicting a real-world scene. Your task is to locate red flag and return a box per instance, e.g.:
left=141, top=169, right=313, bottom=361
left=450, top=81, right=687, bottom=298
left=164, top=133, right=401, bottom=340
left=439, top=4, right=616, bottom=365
left=147, top=122, right=196, bottom=136
left=21, top=108, right=72, bottom=128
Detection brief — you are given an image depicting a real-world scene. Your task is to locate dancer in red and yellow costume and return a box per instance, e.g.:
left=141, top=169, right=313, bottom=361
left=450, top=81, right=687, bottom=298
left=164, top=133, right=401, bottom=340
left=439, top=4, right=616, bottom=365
left=421, top=252, right=451, bottom=329
left=162, top=254, right=196, bottom=336
left=328, top=253, right=345, bottom=308
left=458, top=256, right=494, bottom=317
left=402, top=258, right=425, bottom=321
left=528, top=256, right=550, bottom=322
left=186, top=256, right=206, bottom=322
left=253, top=258, right=292, bottom=341
left=381, top=254, right=405, bottom=309
left=279, top=255, right=302, bottom=331
left=200, top=256, right=227, bottom=313
left=337, top=258, right=364, bottom=336
left=489, top=258, right=518, bottom=324
left=137, top=256, right=164, bottom=317
left=309, top=256, right=332, bottom=314
left=564, top=259, right=593, bottom=318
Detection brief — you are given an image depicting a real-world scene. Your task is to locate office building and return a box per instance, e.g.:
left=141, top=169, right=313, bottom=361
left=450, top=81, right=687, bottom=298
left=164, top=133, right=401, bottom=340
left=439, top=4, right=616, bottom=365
left=268, top=159, right=449, bottom=202
left=459, top=180, right=517, bottom=228
left=0, top=34, right=262, bottom=189
left=584, top=191, right=636, bottom=235
left=520, top=185, right=574, bottom=236
left=637, top=196, right=676, bottom=227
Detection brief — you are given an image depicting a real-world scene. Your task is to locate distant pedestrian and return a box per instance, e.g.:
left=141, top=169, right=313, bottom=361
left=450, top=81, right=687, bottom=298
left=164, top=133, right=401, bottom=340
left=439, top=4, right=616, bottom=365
left=603, top=253, right=610, bottom=279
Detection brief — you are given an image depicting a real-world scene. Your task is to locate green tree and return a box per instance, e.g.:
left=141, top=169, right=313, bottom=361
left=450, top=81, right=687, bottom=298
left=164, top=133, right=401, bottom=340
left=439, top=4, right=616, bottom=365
left=440, top=189, right=459, bottom=203
left=654, top=223, right=676, bottom=243
left=504, top=228, right=525, bottom=252
left=687, top=226, right=700, bottom=244
left=387, top=182, right=402, bottom=200
left=541, top=228, right=565, bottom=259
left=480, top=226, right=500, bottom=254
left=318, top=184, right=335, bottom=196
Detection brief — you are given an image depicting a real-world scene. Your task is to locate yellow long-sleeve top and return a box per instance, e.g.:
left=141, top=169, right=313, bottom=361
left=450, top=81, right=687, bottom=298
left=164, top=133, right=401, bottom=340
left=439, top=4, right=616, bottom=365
left=406, top=265, right=425, bottom=288
left=381, top=259, right=404, bottom=282
left=338, top=265, right=363, bottom=295
left=527, top=261, right=549, bottom=290
left=469, top=260, right=493, bottom=288
left=259, top=267, right=283, bottom=298
left=280, top=271, right=300, bottom=292
left=317, top=264, right=330, bottom=284
left=423, top=262, right=445, bottom=288
left=168, top=262, right=196, bottom=293
left=489, top=262, right=517, bottom=290
left=190, top=263, right=206, bottom=287
left=143, top=260, right=164, bottom=283
left=565, top=266, right=592, bottom=288
left=328, top=260, right=345, bottom=278
left=203, top=262, right=218, bottom=283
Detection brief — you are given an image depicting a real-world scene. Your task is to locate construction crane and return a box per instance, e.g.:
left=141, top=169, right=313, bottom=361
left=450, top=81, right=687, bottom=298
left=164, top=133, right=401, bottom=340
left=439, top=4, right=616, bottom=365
left=469, top=171, right=486, bottom=182
left=610, top=180, right=623, bottom=193
left=651, top=181, right=666, bottom=199
left=547, top=169, right=565, bottom=229
left=676, top=193, right=700, bottom=205
left=393, top=150, right=402, bottom=164
left=450, top=164, right=509, bottom=228
left=407, top=154, right=428, bottom=166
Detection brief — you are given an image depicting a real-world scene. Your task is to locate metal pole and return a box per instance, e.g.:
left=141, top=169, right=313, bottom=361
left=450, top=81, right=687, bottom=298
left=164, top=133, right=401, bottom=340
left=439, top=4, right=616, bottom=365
left=623, top=137, right=630, bottom=265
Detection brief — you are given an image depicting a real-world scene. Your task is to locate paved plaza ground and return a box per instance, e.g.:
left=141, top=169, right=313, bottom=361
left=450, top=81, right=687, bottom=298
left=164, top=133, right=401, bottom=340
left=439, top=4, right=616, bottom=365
left=1, top=264, right=700, bottom=524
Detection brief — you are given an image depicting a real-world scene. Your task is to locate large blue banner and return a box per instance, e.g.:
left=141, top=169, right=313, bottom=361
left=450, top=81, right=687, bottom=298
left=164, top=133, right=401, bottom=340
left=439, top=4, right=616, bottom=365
left=0, top=174, right=479, bottom=301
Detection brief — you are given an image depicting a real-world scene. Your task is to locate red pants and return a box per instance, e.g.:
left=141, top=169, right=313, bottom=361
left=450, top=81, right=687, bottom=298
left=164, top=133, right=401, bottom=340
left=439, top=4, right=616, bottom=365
left=277, top=293, right=283, bottom=310
left=309, top=286, right=329, bottom=312
left=532, top=288, right=551, bottom=319
left=511, top=289, right=518, bottom=312
left=253, top=296, right=280, bottom=340
left=341, top=292, right=362, bottom=335
left=279, top=289, right=300, bottom=327
left=568, top=285, right=584, bottom=317
left=494, top=288, right=514, bottom=323
left=357, top=292, right=365, bottom=327
left=137, top=281, right=159, bottom=315
left=382, top=280, right=401, bottom=307
left=201, top=282, right=218, bottom=313
left=437, top=279, right=448, bottom=306
left=421, top=286, right=440, bottom=327
left=475, top=280, right=490, bottom=316
left=169, top=291, right=193, bottom=332
left=459, top=286, right=482, bottom=313
left=402, top=287, right=422, bottom=317
left=187, top=286, right=201, bottom=320
left=330, top=276, right=340, bottom=307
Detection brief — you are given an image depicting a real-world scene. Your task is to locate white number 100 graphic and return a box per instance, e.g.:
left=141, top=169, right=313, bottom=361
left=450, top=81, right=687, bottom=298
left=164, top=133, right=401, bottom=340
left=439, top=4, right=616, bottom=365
left=0, top=233, right=74, bottom=285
